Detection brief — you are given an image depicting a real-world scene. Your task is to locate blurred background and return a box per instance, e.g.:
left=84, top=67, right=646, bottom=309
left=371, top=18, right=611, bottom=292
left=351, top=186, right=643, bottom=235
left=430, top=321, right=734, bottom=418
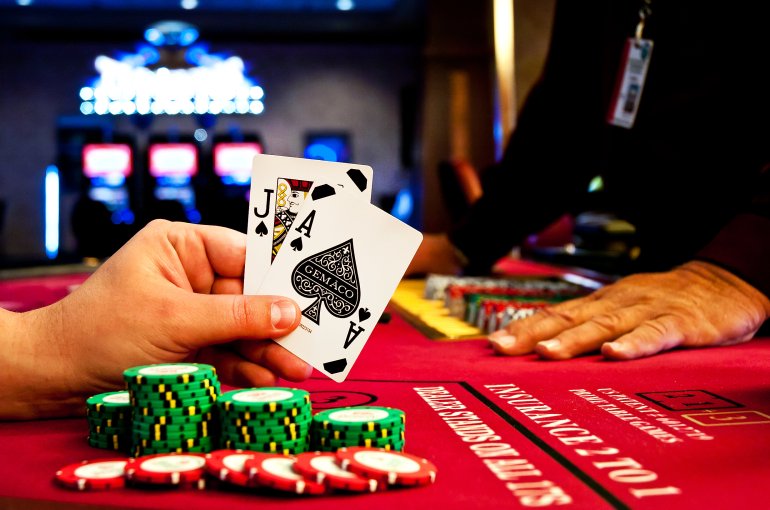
left=0, top=0, right=555, bottom=266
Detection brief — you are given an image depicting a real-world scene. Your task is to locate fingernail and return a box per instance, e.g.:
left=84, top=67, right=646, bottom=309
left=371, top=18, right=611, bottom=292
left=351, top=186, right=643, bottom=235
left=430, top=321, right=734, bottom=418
left=603, top=342, right=628, bottom=357
left=538, top=339, right=561, bottom=352
left=271, top=300, right=297, bottom=329
left=303, top=363, right=314, bottom=378
left=489, top=331, right=517, bottom=350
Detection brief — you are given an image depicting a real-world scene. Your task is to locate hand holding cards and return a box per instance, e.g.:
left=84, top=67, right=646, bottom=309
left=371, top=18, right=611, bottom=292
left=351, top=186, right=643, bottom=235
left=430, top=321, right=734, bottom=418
left=245, top=155, right=422, bottom=382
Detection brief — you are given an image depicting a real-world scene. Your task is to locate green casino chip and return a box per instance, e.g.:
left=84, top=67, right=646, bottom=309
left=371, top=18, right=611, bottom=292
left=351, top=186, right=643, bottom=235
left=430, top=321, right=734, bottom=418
left=138, top=379, right=219, bottom=393
left=132, top=410, right=214, bottom=425
left=219, top=425, right=309, bottom=444
left=312, top=434, right=405, bottom=450
left=132, top=444, right=213, bottom=457
left=131, top=395, right=217, bottom=409
left=88, top=436, right=129, bottom=451
left=130, top=386, right=220, bottom=403
left=223, top=413, right=312, bottom=428
left=123, top=363, right=217, bottom=386
left=131, top=419, right=213, bottom=435
left=132, top=436, right=214, bottom=450
left=313, top=406, right=406, bottom=432
left=87, top=416, right=131, bottom=428
left=311, top=425, right=405, bottom=441
left=132, top=424, right=212, bottom=441
left=222, top=437, right=310, bottom=455
left=218, top=388, right=310, bottom=414
left=86, top=391, right=131, bottom=414
left=219, top=419, right=310, bottom=436
left=89, top=424, right=132, bottom=435
left=134, top=403, right=215, bottom=417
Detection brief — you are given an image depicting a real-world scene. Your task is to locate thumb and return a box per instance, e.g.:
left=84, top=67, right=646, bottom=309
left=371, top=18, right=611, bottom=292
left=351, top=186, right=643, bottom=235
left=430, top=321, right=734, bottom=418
left=172, top=293, right=301, bottom=349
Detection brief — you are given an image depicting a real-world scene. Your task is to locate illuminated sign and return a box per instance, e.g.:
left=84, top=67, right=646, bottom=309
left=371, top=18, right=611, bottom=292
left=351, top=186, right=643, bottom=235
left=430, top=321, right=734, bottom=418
left=80, top=46, right=264, bottom=116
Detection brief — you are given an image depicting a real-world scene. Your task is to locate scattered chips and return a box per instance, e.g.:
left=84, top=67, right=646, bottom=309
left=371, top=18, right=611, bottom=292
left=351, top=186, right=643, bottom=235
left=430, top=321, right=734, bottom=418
left=55, top=458, right=128, bottom=491
left=125, top=453, right=208, bottom=487
left=243, top=453, right=326, bottom=495
left=337, top=447, right=437, bottom=486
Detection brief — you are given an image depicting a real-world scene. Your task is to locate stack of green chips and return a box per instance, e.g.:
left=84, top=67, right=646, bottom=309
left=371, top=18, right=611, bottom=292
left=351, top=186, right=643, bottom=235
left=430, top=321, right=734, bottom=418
left=310, top=406, right=406, bottom=452
left=123, top=363, right=221, bottom=457
left=86, top=390, right=132, bottom=452
left=218, top=388, right=312, bottom=455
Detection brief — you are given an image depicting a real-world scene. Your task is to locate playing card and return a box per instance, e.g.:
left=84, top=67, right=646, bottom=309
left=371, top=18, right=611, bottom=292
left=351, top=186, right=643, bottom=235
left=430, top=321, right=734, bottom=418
left=244, top=154, right=373, bottom=294
left=257, top=182, right=422, bottom=382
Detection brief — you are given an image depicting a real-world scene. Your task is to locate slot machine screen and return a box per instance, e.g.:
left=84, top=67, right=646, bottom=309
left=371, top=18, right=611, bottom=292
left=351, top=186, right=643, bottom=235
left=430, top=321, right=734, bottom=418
left=303, top=133, right=350, bottom=163
left=81, top=144, right=132, bottom=215
left=148, top=143, right=198, bottom=213
left=213, top=142, right=263, bottom=186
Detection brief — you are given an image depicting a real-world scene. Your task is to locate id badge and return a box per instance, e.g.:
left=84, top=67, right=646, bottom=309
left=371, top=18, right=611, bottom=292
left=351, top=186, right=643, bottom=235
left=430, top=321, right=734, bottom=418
left=607, top=38, right=653, bottom=129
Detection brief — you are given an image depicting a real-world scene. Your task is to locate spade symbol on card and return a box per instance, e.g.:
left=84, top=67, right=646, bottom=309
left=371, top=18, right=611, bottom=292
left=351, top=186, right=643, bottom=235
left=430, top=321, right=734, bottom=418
left=255, top=221, right=268, bottom=237
left=323, top=358, right=348, bottom=374
left=291, top=239, right=360, bottom=325
left=290, top=237, right=303, bottom=251
left=358, top=308, right=371, bottom=322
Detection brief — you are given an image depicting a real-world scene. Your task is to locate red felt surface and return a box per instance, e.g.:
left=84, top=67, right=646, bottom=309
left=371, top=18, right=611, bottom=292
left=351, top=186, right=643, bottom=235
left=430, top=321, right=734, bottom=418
left=1, top=267, right=769, bottom=509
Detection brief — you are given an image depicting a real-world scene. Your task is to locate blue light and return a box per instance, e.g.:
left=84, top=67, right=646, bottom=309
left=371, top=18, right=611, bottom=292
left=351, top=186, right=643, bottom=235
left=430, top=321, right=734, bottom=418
left=304, top=143, right=339, bottom=162
left=144, top=28, right=165, bottom=46
left=44, top=165, right=60, bottom=259
left=391, top=188, right=414, bottom=222
left=187, top=209, right=202, bottom=224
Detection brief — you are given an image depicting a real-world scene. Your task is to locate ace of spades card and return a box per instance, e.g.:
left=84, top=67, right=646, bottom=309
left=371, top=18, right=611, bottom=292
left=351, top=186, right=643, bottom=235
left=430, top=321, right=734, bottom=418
left=257, top=182, right=422, bottom=382
left=244, top=154, right=373, bottom=294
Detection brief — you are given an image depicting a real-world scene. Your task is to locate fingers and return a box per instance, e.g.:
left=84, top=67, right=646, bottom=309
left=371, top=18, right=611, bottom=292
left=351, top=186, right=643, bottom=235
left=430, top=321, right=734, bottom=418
left=533, top=306, right=648, bottom=360
left=196, top=342, right=313, bottom=389
left=488, top=296, right=602, bottom=356
left=196, top=346, right=280, bottom=388
left=233, top=340, right=314, bottom=382
left=601, top=316, right=686, bottom=360
left=164, top=222, right=247, bottom=294
left=172, top=293, right=301, bottom=349
left=211, top=278, right=244, bottom=295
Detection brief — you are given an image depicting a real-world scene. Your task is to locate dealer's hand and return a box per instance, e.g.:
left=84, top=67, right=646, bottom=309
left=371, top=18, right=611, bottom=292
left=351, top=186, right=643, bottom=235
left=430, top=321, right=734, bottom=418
left=0, top=220, right=310, bottom=420
left=489, top=261, right=770, bottom=360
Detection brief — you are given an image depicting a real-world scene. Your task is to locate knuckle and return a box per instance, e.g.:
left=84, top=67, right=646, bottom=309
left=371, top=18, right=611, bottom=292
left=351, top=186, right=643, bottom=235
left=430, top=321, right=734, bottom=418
left=537, top=307, right=580, bottom=328
left=231, top=296, right=258, bottom=332
left=589, top=313, right=624, bottom=334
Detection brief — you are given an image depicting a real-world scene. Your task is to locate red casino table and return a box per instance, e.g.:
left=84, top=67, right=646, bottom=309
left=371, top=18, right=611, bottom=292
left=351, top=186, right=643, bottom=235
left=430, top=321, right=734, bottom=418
left=0, top=261, right=768, bottom=509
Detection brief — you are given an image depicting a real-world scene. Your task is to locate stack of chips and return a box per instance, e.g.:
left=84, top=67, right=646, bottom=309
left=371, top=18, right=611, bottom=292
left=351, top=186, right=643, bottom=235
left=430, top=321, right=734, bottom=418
left=218, top=388, right=312, bottom=455
left=123, top=363, right=220, bottom=457
left=86, top=391, right=132, bottom=452
left=310, top=406, right=405, bottom=452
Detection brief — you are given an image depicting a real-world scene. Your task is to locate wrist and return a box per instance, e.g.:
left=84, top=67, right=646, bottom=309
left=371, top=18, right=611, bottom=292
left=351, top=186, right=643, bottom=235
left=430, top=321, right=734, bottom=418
left=681, top=260, right=770, bottom=316
left=0, top=304, right=88, bottom=420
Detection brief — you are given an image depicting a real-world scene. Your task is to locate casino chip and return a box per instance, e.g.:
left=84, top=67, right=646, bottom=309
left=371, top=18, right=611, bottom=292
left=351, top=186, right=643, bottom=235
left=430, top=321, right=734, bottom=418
left=293, top=451, right=379, bottom=492
left=124, top=363, right=220, bottom=457
left=336, top=447, right=437, bottom=487
left=218, top=388, right=312, bottom=455
left=243, top=453, right=326, bottom=495
left=310, top=406, right=405, bottom=452
left=54, top=458, right=128, bottom=491
left=86, top=391, right=132, bottom=453
left=125, top=453, right=207, bottom=488
left=204, top=449, right=255, bottom=487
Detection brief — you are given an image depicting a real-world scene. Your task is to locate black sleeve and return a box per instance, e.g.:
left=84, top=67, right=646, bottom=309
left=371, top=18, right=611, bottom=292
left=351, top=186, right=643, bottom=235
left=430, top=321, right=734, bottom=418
left=448, top=0, right=608, bottom=274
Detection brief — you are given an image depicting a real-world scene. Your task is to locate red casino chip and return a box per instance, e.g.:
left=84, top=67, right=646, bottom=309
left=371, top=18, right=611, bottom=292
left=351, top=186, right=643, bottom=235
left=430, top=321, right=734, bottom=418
left=336, top=447, right=437, bottom=487
left=204, top=449, right=255, bottom=487
left=243, top=453, right=326, bottom=495
left=125, top=453, right=207, bottom=486
left=293, top=451, right=379, bottom=492
left=54, top=458, right=128, bottom=491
